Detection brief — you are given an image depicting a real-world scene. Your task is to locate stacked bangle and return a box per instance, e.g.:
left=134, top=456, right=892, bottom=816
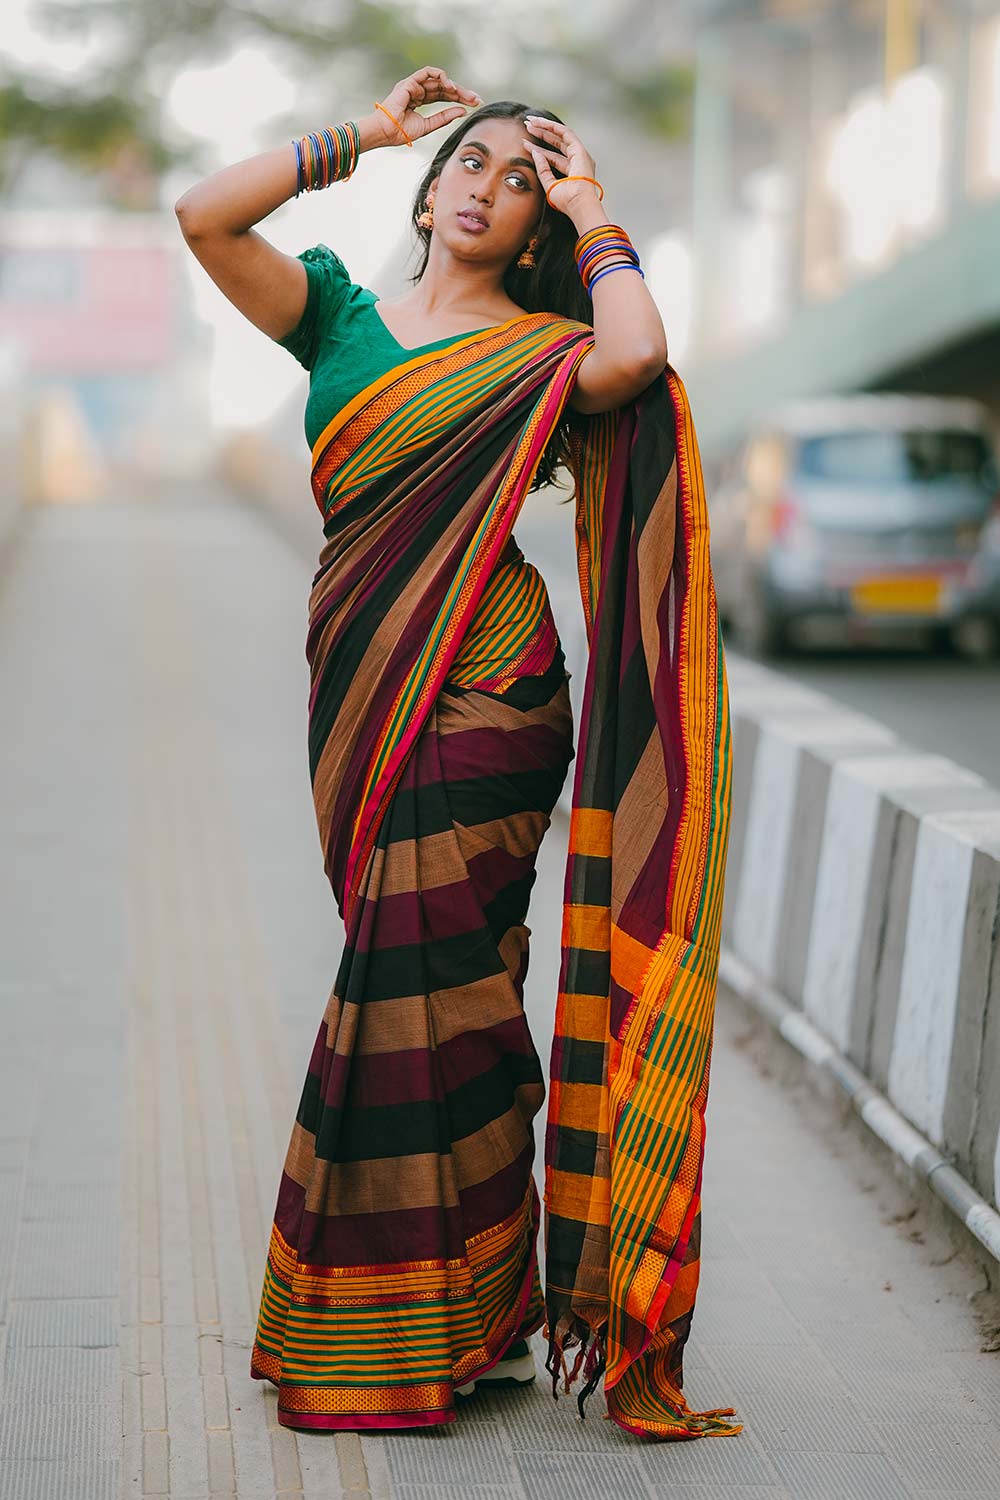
left=292, top=121, right=360, bottom=195
left=575, top=223, right=644, bottom=296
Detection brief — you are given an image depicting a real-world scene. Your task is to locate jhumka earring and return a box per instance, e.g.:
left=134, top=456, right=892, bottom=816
left=417, top=194, right=435, bottom=229
left=517, top=233, right=539, bottom=269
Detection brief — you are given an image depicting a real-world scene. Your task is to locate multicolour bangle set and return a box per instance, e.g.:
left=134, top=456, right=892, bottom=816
left=574, top=224, right=644, bottom=297
left=292, top=122, right=360, bottom=195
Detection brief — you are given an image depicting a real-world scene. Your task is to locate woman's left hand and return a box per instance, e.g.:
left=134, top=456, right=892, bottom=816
left=521, top=117, right=599, bottom=217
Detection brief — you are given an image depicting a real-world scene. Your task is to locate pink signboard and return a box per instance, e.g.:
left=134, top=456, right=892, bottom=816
left=0, top=243, right=175, bottom=373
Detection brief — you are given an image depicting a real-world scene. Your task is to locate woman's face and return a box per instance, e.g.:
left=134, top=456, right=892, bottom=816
left=429, top=116, right=546, bottom=263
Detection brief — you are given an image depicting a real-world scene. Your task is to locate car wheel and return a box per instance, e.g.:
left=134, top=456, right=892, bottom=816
left=949, top=615, right=1000, bottom=661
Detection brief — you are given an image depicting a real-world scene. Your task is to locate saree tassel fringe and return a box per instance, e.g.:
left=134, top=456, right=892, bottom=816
left=543, top=1316, right=608, bottom=1419
left=543, top=1302, right=740, bottom=1439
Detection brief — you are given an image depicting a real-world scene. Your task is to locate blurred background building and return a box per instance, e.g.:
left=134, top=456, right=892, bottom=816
left=681, top=0, right=1000, bottom=458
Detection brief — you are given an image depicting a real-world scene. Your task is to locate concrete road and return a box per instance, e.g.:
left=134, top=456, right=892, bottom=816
left=1, top=490, right=998, bottom=1499
left=748, top=643, right=1000, bottom=790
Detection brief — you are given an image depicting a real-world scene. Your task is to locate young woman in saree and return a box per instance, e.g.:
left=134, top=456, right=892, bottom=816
left=175, top=66, right=740, bottom=1443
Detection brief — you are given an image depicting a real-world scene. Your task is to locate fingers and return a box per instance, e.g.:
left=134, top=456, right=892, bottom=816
left=452, top=80, right=484, bottom=104
left=522, top=116, right=588, bottom=178
left=409, top=65, right=482, bottom=106
left=523, top=138, right=571, bottom=169
left=523, top=115, right=574, bottom=142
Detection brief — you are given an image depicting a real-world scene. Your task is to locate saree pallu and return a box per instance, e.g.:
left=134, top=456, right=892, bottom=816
left=543, top=364, right=741, bottom=1441
left=249, top=308, right=740, bottom=1440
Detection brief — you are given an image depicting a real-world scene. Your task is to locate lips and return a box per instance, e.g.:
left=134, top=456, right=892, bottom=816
left=457, top=210, right=489, bottom=228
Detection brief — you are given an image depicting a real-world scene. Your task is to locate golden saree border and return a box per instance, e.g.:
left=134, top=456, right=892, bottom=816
left=251, top=1183, right=545, bottom=1430
left=309, top=311, right=574, bottom=515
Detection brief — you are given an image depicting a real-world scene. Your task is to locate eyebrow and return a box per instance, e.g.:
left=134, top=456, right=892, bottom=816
left=461, top=139, right=537, bottom=174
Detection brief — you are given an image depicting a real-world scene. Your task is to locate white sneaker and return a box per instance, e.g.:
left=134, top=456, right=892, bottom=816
left=455, top=1338, right=536, bottom=1397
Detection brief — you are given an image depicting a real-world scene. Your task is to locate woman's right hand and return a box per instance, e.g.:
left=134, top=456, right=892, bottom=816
left=374, top=66, right=482, bottom=145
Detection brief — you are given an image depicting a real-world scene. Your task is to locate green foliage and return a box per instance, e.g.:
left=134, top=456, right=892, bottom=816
left=4, top=0, right=693, bottom=198
left=0, top=70, right=186, bottom=203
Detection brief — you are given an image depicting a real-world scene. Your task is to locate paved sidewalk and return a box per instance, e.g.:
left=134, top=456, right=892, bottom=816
left=0, top=493, right=998, bottom=1499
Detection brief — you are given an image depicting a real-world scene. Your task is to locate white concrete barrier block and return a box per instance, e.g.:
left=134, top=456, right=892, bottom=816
left=888, top=809, right=1000, bottom=1147
left=803, top=755, right=983, bottom=1055
left=802, top=768, right=884, bottom=1052
left=726, top=653, right=829, bottom=721
left=733, top=712, right=897, bottom=982
left=732, top=725, right=801, bottom=978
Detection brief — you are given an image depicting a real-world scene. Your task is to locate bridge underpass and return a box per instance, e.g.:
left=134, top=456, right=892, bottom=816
left=686, top=193, right=1000, bottom=463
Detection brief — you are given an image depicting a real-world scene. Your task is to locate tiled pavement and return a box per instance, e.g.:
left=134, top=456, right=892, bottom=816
left=0, top=491, right=998, bottom=1499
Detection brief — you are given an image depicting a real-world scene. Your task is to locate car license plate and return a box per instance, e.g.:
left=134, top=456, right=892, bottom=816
left=850, top=574, right=943, bottom=615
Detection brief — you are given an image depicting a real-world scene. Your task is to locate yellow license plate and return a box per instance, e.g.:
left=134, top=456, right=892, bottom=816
left=850, top=574, right=943, bottom=615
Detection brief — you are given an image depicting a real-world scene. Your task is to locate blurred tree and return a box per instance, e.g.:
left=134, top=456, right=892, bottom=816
left=0, top=70, right=182, bottom=207
left=2, top=0, right=692, bottom=205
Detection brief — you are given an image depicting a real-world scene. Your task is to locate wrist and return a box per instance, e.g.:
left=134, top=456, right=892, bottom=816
left=568, top=197, right=610, bottom=235
left=356, top=110, right=397, bottom=152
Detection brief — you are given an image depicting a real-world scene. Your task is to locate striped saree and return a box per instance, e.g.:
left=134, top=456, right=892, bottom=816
left=249, top=307, right=740, bottom=1441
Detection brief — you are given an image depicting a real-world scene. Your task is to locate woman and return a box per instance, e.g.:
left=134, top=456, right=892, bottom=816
left=175, top=66, right=740, bottom=1442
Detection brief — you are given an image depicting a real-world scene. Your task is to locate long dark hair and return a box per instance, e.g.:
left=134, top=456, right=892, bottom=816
left=407, top=100, right=593, bottom=496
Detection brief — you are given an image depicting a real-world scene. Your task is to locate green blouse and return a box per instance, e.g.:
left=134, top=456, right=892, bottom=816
left=275, top=243, right=509, bottom=452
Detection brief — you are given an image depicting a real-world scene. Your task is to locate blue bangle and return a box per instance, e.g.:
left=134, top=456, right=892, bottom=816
left=587, top=262, right=645, bottom=294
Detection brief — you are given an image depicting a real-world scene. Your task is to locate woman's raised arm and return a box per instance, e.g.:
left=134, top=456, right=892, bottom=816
left=173, top=116, right=393, bottom=343
left=173, top=69, right=481, bottom=345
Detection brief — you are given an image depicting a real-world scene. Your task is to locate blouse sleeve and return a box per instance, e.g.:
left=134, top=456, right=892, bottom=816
left=274, top=243, right=353, bottom=371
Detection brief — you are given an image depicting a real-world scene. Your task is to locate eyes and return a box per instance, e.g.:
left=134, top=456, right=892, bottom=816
left=459, top=153, right=531, bottom=190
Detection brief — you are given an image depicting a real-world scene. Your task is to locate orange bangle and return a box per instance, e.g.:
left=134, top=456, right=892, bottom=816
left=374, top=100, right=414, bottom=148
left=545, top=174, right=604, bottom=206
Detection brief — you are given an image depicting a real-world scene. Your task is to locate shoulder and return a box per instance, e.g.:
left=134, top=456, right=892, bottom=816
left=275, top=243, right=358, bottom=371
left=299, top=241, right=349, bottom=271
left=297, top=241, right=353, bottom=298
left=544, top=314, right=594, bottom=349
left=533, top=309, right=592, bottom=337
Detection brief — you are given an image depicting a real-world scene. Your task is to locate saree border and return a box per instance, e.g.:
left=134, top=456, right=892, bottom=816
left=251, top=1178, right=546, bottom=1431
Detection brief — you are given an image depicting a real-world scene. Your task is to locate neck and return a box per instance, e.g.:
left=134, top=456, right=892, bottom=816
left=410, top=239, right=509, bottom=315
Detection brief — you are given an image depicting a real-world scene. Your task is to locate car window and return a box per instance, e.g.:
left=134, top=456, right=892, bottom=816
left=793, top=429, right=993, bottom=485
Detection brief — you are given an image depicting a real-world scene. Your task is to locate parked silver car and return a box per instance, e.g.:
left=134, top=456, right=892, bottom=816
left=711, top=393, right=1000, bottom=657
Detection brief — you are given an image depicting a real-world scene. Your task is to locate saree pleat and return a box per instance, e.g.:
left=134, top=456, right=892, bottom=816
left=251, top=307, right=740, bottom=1439
left=253, top=643, right=574, bottom=1428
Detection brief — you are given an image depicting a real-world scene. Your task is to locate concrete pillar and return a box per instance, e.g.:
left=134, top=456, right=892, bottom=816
left=691, top=25, right=731, bottom=356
